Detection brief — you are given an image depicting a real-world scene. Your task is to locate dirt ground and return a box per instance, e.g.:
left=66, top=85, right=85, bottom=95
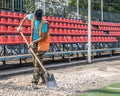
left=0, top=59, right=120, bottom=96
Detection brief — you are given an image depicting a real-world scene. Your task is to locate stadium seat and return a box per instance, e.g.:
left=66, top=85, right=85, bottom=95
left=63, top=23, right=67, bottom=28
left=14, top=19, right=20, bottom=24
left=50, top=22, right=54, bottom=27
left=0, top=35, right=7, bottom=45
left=0, top=11, right=7, bottom=16
left=59, top=18, right=63, bottom=22
left=72, top=36, right=77, bottom=43
left=59, top=23, right=63, bottom=28
left=0, top=18, right=7, bottom=24
left=7, top=35, right=15, bottom=44
left=0, top=26, right=8, bottom=32
left=8, top=26, right=15, bottom=33
left=47, top=16, right=51, bottom=21
left=8, top=18, right=13, bottom=24
left=51, top=17, right=56, bottom=21
left=54, top=28, right=59, bottom=34
left=21, top=27, right=27, bottom=33
left=59, top=28, right=63, bottom=34
left=59, top=36, right=64, bottom=43
left=24, top=13, right=27, bottom=17
left=15, top=35, right=25, bottom=44
left=25, top=36, right=30, bottom=43
left=50, top=36, right=59, bottom=43
left=13, top=12, right=19, bottom=17
left=27, top=27, right=31, bottom=33
left=25, top=20, right=31, bottom=25
left=19, top=13, right=24, bottom=18
left=7, top=11, right=13, bottom=17
left=49, top=28, right=54, bottom=34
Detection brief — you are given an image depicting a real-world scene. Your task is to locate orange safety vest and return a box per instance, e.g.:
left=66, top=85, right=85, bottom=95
left=30, top=17, right=50, bottom=51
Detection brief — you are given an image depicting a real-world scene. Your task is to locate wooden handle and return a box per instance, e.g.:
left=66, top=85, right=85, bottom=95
left=19, top=31, right=47, bottom=72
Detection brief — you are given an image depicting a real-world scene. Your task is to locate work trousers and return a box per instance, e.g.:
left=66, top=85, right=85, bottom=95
left=32, top=44, right=46, bottom=84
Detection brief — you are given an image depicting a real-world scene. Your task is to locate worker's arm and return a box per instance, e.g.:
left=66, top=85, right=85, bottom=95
left=33, top=32, right=48, bottom=43
left=17, top=15, right=28, bottom=31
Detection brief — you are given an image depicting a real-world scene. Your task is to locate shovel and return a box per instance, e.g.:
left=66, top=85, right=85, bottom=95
left=19, top=30, right=57, bottom=88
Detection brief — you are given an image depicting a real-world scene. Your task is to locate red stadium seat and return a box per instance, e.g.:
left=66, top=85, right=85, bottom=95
left=50, top=36, right=59, bottom=43
left=47, top=16, right=51, bottom=21
left=73, top=36, right=77, bottom=43
left=51, top=17, right=56, bottom=21
left=66, top=36, right=72, bottom=43
left=59, top=29, right=63, bottom=34
left=0, top=26, right=8, bottom=32
left=13, top=12, right=19, bottom=17
left=14, top=19, right=20, bottom=24
left=59, top=36, right=64, bottom=43
left=27, top=27, right=31, bottom=33
left=63, top=23, right=67, bottom=28
left=15, top=35, right=25, bottom=44
left=0, top=18, right=7, bottom=23
left=49, top=28, right=54, bottom=34
left=25, top=20, right=31, bottom=25
left=54, top=28, right=59, bottom=34
left=8, top=18, right=13, bottom=24
left=0, top=11, right=7, bottom=16
left=25, top=36, right=30, bottom=43
left=8, top=26, right=15, bottom=33
left=58, top=23, right=62, bottom=27
left=24, top=13, right=27, bottom=17
left=21, top=27, right=27, bottom=33
left=55, top=22, right=59, bottom=27
left=7, top=11, right=13, bottom=17
left=19, top=13, right=24, bottom=18
left=54, top=17, right=59, bottom=22
left=0, top=36, right=7, bottom=45
left=7, top=35, right=15, bottom=44
left=50, top=22, right=54, bottom=27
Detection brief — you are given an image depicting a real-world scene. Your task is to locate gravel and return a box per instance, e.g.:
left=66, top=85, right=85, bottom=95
left=0, top=60, right=120, bottom=96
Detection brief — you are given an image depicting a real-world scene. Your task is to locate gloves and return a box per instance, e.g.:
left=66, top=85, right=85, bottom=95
left=17, top=27, right=21, bottom=32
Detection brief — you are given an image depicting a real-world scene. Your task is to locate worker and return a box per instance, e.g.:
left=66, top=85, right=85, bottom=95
left=17, top=9, right=50, bottom=88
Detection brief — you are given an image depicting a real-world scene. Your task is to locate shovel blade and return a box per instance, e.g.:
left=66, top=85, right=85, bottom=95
left=44, top=74, right=57, bottom=88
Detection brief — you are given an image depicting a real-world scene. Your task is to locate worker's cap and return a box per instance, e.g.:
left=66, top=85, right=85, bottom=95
left=34, top=9, right=43, bottom=20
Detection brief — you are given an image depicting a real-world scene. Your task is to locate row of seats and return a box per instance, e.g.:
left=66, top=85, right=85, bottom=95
left=0, top=35, right=30, bottom=45
left=0, top=35, right=117, bottom=45
left=0, top=26, right=31, bottom=34
left=92, top=21, right=120, bottom=27
left=0, top=11, right=27, bottom=18
left=109, top=32, right=120, bottom=36
left=51, top=36, right=118, bottom=43
left=1, top=24, right=120, bottom=37
left=44, top=16, right=84, bottom=24
left=0, top=18, right=30, bottom=26
left=50, top=22, right=89, bottom=29
left=50, top=28, right=105, bottom=36
left=99, top=26, right=120, bottom=31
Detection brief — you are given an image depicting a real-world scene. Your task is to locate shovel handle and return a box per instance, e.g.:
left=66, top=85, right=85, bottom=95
left=19, top=31, right=47, bottom=72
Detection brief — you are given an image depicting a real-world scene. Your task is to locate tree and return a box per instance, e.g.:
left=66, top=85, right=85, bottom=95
left=23, top=0, right=36, bottom=13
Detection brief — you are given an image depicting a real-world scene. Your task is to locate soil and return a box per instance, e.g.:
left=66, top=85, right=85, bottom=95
left=0, top=59, right=120, bottom=96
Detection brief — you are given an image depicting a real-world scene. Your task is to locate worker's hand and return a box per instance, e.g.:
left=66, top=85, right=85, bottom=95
left=17, top=27, right=21, bottom=32
left=28, top=42, right=34, bottom=48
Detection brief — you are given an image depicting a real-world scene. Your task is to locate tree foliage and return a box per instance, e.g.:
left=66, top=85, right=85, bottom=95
left=68, top=0, right=120, bottom=13
left=23, top=0, right=36, bottom=13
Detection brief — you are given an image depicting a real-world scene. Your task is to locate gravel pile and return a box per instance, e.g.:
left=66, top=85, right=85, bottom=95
left=0, top=61, right=120, bottom=96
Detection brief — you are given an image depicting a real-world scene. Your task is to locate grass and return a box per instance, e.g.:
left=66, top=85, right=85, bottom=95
left=79, top=83, right=120, bottom=96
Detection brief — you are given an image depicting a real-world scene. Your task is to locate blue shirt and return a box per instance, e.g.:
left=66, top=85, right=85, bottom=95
left=28, top=14, right=48, bottom=41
